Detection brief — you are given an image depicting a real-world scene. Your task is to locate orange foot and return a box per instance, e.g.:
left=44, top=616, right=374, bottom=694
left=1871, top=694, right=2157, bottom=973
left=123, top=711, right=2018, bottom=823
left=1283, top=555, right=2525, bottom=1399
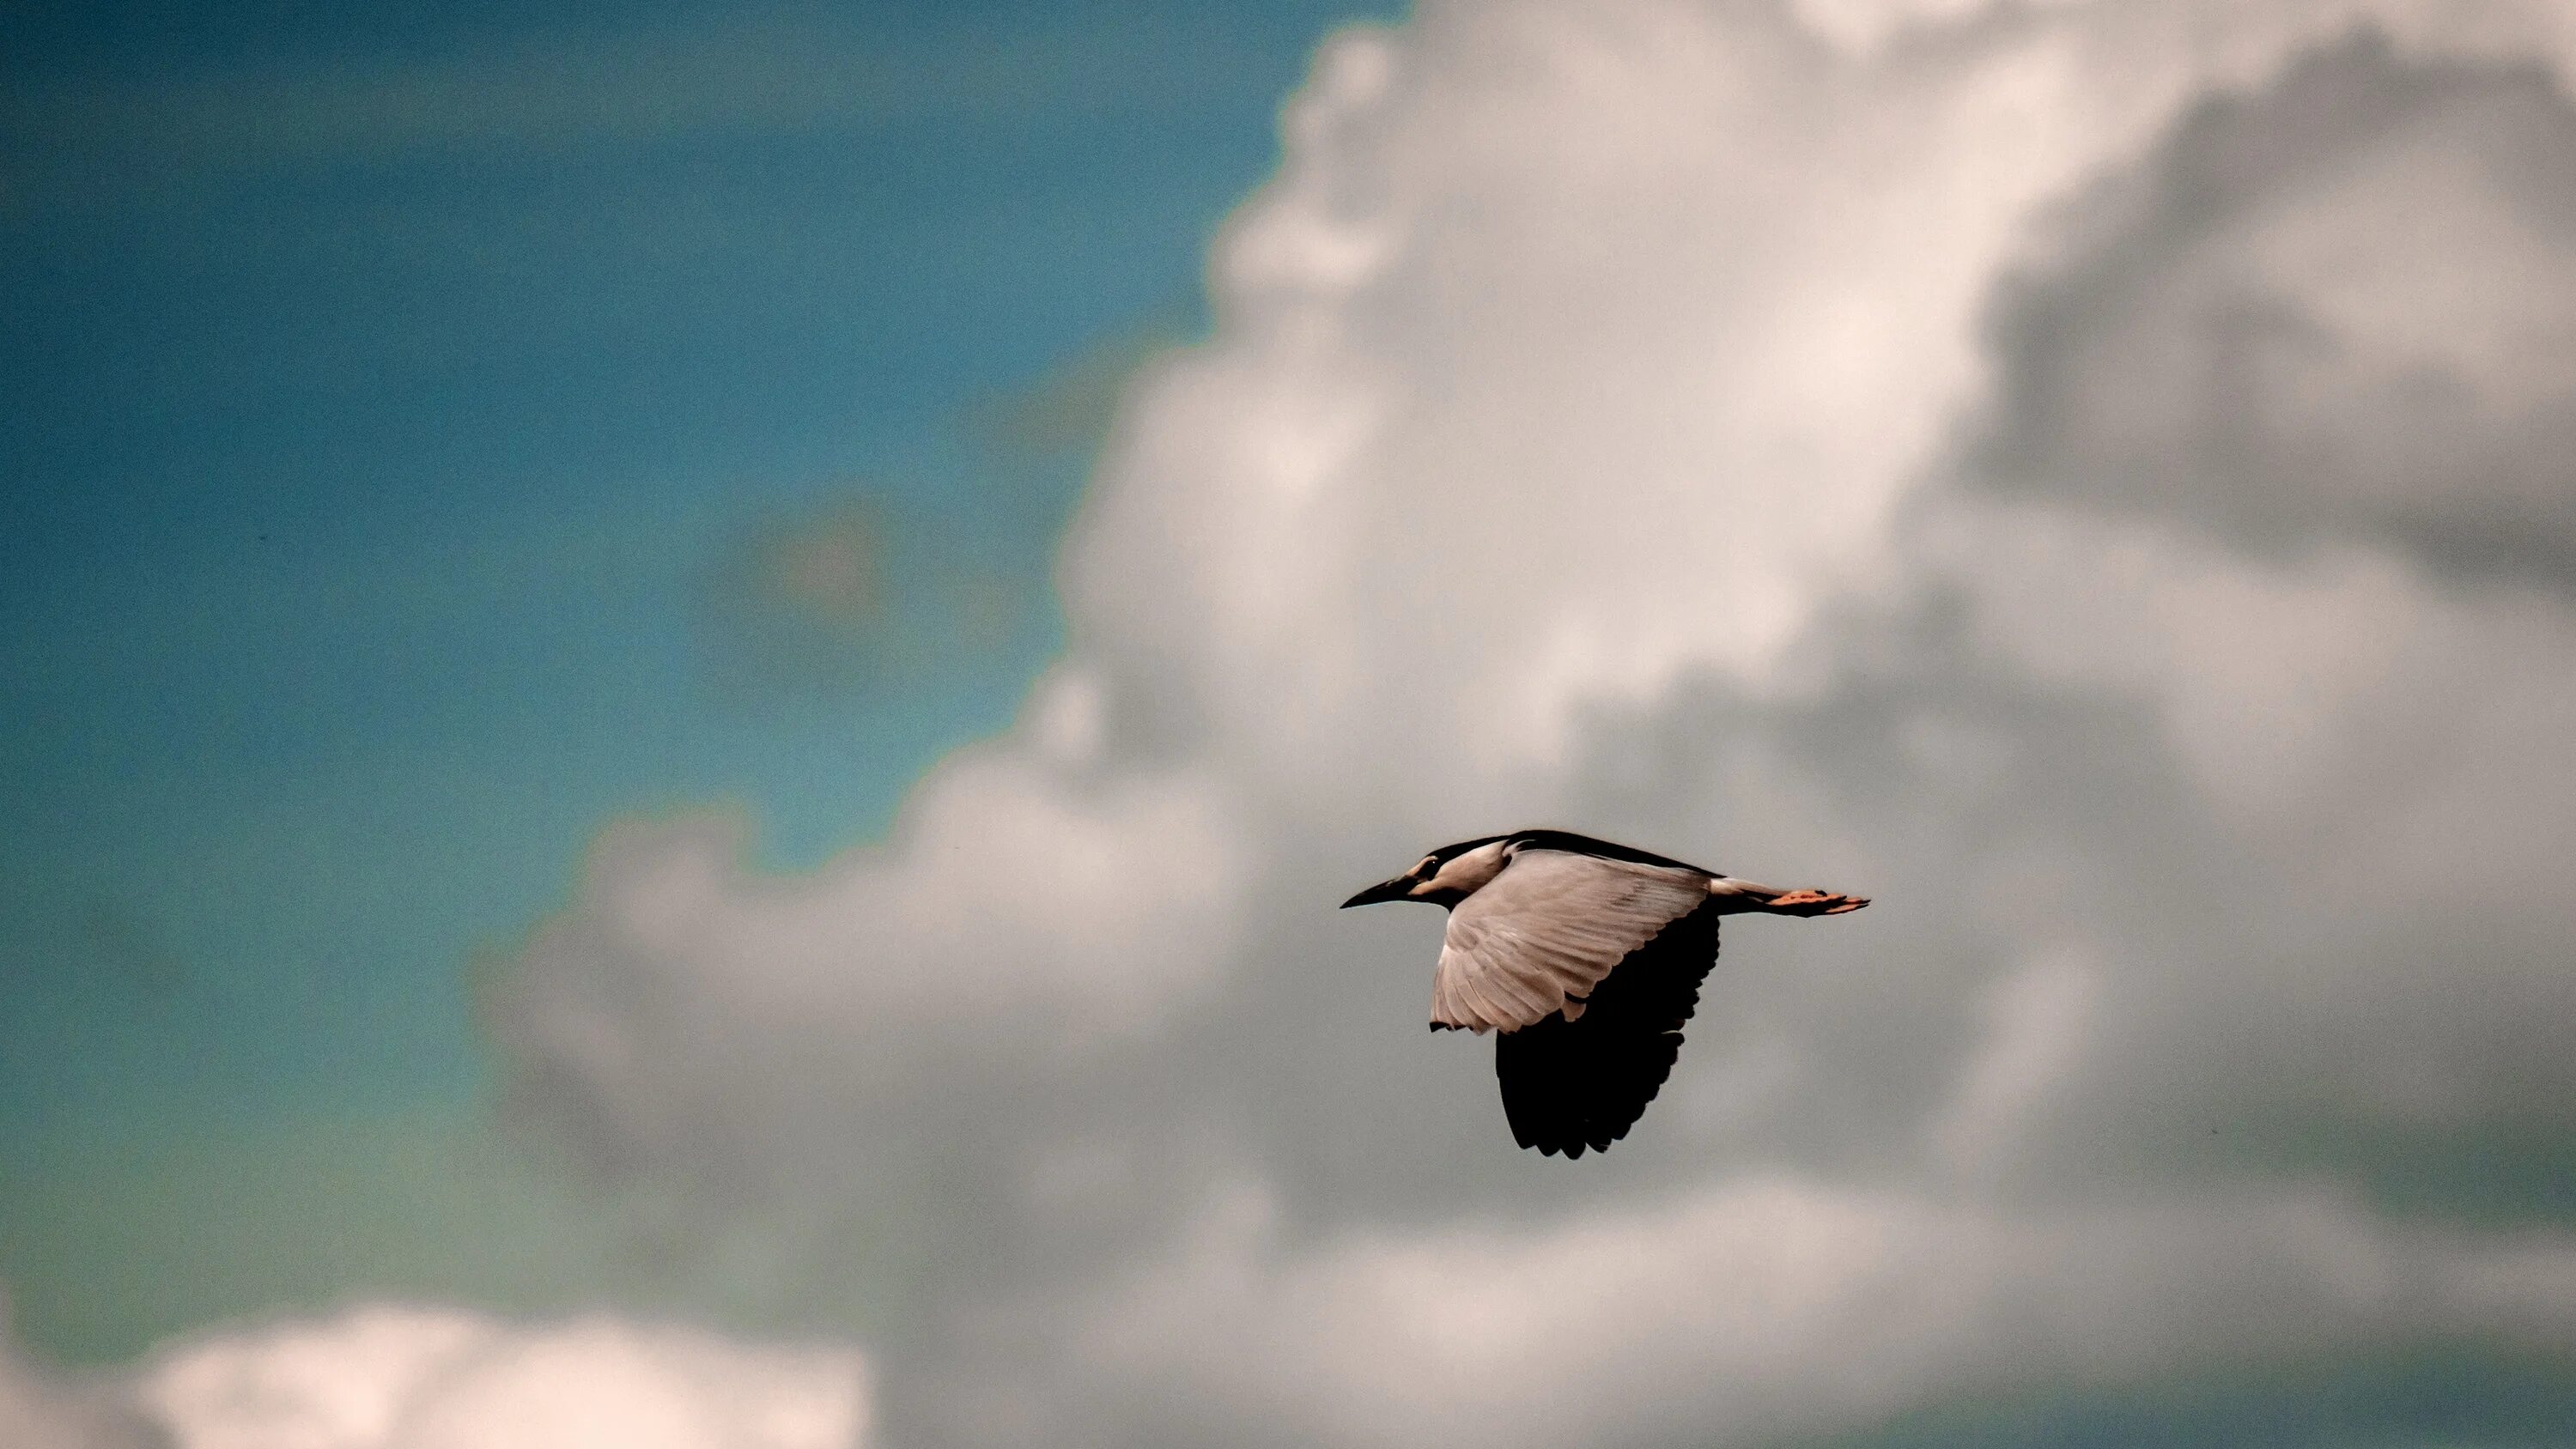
left=1766, top=889, right=1870, bottom=916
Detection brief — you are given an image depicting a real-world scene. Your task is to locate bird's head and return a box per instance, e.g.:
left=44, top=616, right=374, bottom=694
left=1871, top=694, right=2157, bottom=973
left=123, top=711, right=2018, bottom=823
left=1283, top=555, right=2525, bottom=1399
left=1340, top=835, right=1512, bottom=909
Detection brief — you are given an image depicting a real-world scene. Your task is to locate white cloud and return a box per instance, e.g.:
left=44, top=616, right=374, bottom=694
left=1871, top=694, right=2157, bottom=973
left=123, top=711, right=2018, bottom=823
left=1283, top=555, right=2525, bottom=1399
left=1789, top=0, right=2066, bottom=58
left=489, top=726, right=1247, bottom=1183
left=477, top=1, right=2576, bottom=1444
left=127, top=1306, right=866, bottom=1449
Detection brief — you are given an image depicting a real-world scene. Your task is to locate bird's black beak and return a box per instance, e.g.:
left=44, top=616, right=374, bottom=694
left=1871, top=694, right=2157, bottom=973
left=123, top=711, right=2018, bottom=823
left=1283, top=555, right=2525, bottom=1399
left=1340, top=876, right=1414, bottom=908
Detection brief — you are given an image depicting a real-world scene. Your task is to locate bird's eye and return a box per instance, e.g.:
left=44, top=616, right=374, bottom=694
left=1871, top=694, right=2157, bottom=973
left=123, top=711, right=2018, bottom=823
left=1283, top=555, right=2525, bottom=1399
left=1416, top=857, right=1439, bottom=877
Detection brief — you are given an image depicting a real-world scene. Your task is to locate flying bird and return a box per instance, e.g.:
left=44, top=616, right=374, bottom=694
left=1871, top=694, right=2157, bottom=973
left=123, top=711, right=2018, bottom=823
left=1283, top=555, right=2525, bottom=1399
left=1341, top=829, right=1867, bottom=1158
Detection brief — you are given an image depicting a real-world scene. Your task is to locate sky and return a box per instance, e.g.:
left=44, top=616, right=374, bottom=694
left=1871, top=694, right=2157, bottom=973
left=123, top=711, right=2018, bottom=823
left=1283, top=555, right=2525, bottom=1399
left=7, top=1, right=2576, bottom=1446
left=0, top=0, right=1395, bottom=1368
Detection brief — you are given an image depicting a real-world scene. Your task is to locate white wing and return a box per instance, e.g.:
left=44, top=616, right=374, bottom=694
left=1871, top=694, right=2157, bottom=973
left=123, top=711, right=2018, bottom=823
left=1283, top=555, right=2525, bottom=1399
left=1431, top=848, right=1712, bottom=1034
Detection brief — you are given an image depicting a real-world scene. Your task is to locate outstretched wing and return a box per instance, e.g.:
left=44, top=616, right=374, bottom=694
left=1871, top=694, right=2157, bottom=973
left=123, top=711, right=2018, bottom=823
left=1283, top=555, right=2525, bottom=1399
left=1493, top=901, right=1721, bottom=1157
left=1431, top=847, right=1710, bottom=1033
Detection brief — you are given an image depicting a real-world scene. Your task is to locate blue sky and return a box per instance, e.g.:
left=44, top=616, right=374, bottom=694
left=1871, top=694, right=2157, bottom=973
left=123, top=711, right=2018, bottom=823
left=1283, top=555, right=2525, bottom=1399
left=2, top=0, right=1394, bottom=1360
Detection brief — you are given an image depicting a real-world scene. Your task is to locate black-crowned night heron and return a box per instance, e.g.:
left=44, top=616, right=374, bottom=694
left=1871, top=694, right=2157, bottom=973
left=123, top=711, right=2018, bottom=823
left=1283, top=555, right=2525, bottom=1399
left=1342, top=829, right=1868, bottom=1158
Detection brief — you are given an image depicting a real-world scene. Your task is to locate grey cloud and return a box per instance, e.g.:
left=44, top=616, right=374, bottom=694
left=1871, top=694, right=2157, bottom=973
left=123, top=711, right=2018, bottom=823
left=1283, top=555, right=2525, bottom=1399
left=1936, top=28, right=2576, bottom=1210
left=474, top=3, right=2576, bottom=1446
left=697, top=497, right=902, bottom=696
left=1831, top=1344, right=2576, bottom=1449
left=1047, top=1175, right=2576, bottom=1449
left=693, top=487, right=1053, bottom=706
left=1575, top=503, right=2576, bottom=1224
left=1977, top=30, right=2576, bottom=587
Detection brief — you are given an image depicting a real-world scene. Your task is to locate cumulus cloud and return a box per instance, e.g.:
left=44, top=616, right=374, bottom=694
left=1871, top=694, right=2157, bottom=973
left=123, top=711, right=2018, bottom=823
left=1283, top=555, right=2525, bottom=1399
left=125, top=1305, right=865, bottom=1449
left=482, top=1, right=2576, bottom=1445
